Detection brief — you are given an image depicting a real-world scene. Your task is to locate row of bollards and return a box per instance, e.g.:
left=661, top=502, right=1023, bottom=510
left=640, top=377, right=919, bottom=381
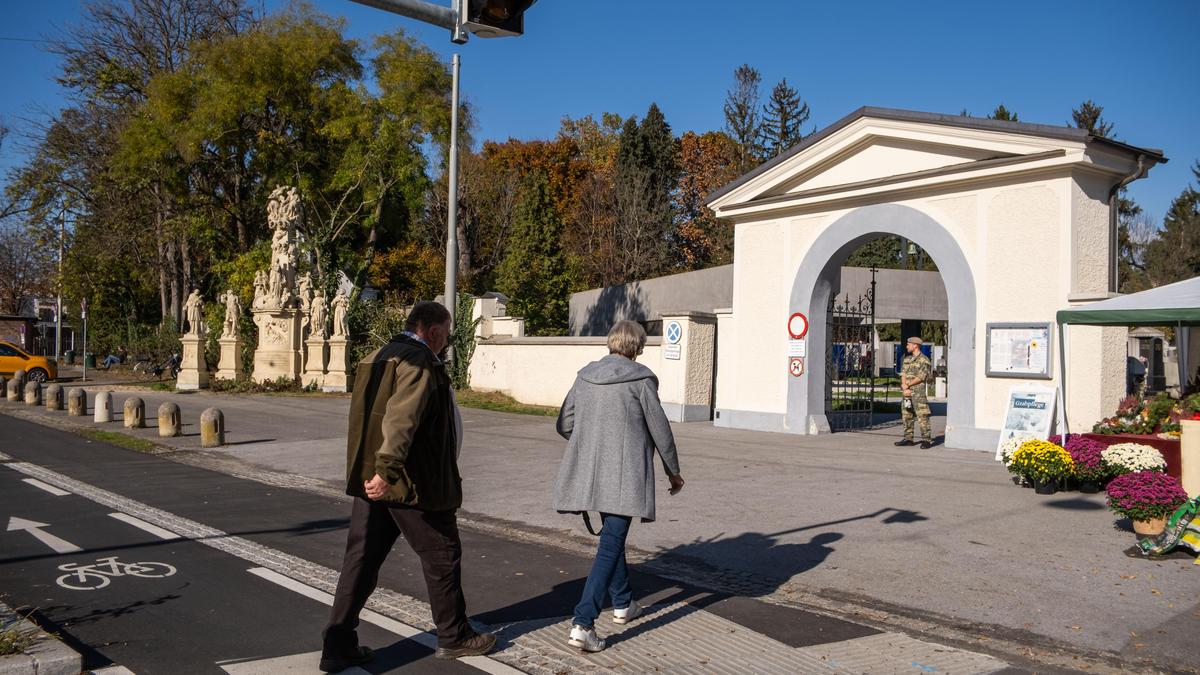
left=1, top=375, right=224, bottom=447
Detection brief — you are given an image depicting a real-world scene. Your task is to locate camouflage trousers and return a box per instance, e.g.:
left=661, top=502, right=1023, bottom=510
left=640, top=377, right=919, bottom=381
left=902, top=391, right=932, bottom=441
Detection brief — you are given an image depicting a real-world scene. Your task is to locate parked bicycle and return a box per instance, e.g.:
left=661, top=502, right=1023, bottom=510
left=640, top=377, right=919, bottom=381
left=56, top=556, right=177, bottom=591
left=131, top=353, right=182, bottom=380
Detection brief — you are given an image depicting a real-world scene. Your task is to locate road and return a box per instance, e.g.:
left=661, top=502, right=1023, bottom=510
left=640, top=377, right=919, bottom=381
left=0, top=415, right=1019, bottom=674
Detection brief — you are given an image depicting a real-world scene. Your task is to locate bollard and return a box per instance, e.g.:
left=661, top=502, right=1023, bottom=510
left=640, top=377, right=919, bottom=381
left=94, top=391, right=114, bottom=423
left=0, top=376, right=6, bottom=400
left=124, top=397, right=146, bottom=429
left=24, top=381, right=42, bottom=406
left=158, top=402, right=181, bottom=438
left=200, top=408, right=225, bottom=448
left=6, top=373, right=22, bottom=402
left=67, top=388, right=87, bottom=416
left=45, top=384, right=64, bottom=411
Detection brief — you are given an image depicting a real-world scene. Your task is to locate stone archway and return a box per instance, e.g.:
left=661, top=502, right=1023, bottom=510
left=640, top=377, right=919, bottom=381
left=787, top=203, right=981, bottom=449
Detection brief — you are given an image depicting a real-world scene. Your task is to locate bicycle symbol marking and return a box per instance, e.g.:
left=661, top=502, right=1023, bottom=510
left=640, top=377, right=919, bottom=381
left=56, top=556, right=177, bottom=591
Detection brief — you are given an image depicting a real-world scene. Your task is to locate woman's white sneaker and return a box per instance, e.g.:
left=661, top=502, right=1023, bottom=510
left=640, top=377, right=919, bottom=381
left=612, top=599, right=643, bottom=625
left=568, top=625, right=605, bottom=652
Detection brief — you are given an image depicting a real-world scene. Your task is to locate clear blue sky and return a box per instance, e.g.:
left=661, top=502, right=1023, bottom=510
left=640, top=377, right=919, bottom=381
left=2, top=0, right=1197, bottom=223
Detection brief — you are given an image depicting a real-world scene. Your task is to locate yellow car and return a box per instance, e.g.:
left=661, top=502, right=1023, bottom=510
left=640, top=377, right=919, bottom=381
left=0, top=341, right=58, bottom=383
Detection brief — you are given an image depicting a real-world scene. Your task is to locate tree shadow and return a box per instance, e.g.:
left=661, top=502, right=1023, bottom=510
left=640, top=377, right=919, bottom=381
left=578, top=283, right=648, bottom=337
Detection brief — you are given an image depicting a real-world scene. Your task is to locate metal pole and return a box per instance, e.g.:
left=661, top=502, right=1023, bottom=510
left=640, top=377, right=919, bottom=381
left=56, top=211, right=63, bottom=362
left=347, top=0, right=456, bottom=29
left=444, top=53, right=461, bottom=347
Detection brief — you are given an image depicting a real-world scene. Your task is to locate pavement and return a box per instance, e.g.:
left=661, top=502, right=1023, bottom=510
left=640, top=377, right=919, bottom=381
left=1, top=367, right=1198, bottom=673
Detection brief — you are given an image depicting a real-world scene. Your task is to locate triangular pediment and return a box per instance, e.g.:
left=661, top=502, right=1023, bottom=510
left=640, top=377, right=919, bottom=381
left=706, top=108, right=1122, bottom=213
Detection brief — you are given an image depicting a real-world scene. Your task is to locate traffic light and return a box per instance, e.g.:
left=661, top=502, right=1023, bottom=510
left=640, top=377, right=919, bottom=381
left=459, top=0, right=535, bottom=38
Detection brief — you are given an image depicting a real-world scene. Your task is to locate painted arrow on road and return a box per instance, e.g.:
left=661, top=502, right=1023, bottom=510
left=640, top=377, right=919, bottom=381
left=6, top=517, right=83, bottom=554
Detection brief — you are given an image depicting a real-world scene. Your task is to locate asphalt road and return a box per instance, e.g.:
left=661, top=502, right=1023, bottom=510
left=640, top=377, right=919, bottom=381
left=0, top=414, right=893, bottom=674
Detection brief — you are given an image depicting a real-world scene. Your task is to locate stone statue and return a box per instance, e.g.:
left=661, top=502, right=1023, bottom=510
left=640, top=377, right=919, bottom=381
left=252, top=271, right=268, bottom=308
left=297, top=272, right=313, bottom=312
left=222, top=290, right=242, bottom=338
left=310, top=290, right=328, bottom=339
left=331, top=290, right=350, bottom=338
left=183, top=289, right=206, bottom=337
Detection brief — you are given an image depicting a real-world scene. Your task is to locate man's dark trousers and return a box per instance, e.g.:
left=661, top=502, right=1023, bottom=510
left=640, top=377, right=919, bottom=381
left=324, top=496, right=471, bottom=651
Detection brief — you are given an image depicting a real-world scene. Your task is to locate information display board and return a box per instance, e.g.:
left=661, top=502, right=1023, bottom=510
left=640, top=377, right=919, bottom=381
left=986, top=323, right=1052, bottom=379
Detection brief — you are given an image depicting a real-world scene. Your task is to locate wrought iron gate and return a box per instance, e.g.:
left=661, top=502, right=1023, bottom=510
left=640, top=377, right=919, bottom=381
left=825, top=270, right=877, bottom=431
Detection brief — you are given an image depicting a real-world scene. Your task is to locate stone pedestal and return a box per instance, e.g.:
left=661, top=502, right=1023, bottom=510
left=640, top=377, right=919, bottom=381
left=323, top=336, right=351, bottom=392
left=656, top=311, right=717, bottom=422
left=252, top=308, right=303, bottom=383
left=216, top=337, right=243, bottom=381
left=302, top=336, right=329, bottom=388
left=177, top=334, right=209, bottom=390
left=1182, top=420, right=1200, bottom=499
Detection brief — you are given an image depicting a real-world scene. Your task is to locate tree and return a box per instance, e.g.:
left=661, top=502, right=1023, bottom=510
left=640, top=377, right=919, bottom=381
left=0, top=225, right=55, bottom=315
left=613, top=104, right=679, bottom=281
left=676, top=131, right=740, bottom=267
left=1071, top=100, right=1114, bottom=138
left=723, top=64, right=762, bottom=174
left=1143, top=161, right=1200, bottom=287
left=760, top=78, right=810, bottom=158
left=495, top=171, right=571, bottom=335
left=988, top=104, right=1019, bottom=122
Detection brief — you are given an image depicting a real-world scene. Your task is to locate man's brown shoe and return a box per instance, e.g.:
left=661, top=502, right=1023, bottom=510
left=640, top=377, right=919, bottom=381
left=435, top=632, right=497, bottom=660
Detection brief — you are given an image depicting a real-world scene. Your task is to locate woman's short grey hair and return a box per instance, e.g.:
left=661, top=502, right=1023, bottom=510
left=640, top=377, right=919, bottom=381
left=607, top=320, right=647, bottom=359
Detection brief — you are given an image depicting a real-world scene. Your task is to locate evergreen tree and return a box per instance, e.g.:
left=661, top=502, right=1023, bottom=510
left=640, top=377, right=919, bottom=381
left=988, top=104, right=1019, bottom=122
left=723, top=64, right=763, bottom=173
left=1143, top=161, right=1200, bottom=286
left=495, top=171, right=571, bottom=335
left=759, top=78, right=810, bottom=158
left=1071, top=100, right=1114, bottom=138
left=612, top=104, right=679, bottom=280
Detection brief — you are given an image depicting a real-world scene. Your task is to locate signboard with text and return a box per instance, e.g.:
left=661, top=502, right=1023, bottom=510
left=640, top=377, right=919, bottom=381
left=986, top=323, right=1052, bottom=380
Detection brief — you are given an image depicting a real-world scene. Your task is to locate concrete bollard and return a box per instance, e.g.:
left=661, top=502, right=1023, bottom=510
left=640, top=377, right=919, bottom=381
left=24, top=381, right=42, bottom=406
left=158, top=402, right=181, bottom=438
left=124, top=397, right=146, bottom=429
left=45, top=384, right=64, bottom=411
left=67, top=388, right=87, bottom=416
left=6, top=373, right=22, bottom=402
left=94, top=391, right=114, bottom=423
left=200, top=408, right=225, bottom=448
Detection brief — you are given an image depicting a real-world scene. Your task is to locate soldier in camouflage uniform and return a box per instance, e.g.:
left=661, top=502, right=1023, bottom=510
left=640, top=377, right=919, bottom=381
left=895, top=336, right=933, bottom=449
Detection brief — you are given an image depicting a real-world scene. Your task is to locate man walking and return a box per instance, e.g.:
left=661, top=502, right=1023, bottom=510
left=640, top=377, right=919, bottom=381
left=895, top=336, right=934, bottom=449
left=321, top=301, right=495, bottom=672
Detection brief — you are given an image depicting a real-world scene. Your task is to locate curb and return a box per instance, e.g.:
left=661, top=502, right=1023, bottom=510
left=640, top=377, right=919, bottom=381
left=0, top=602, right=79, bottom=675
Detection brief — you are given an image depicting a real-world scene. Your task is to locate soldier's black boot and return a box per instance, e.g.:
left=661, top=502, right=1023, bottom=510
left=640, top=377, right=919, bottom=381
left=894, top=439, right=916, bottom=447
left=919, top=439, right=933, bottom=449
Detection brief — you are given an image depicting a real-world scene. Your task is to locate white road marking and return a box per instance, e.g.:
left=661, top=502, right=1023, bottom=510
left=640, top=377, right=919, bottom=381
left=217, top=651, right=368, bottom=674
left=6, top=516, right=82, bottom=553
left=247, top=567, right=521, bottom=675
left=89, top=665, right=137, bottom=674
left=108, top=512, right=181, bottom=540
left=22, top=478, right=71, bottom=496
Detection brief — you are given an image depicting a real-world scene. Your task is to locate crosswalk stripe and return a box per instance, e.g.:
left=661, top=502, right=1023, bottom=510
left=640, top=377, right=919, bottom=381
left=247, top=567, right=521, bottom=675
left=23, top=478, right=71, bottom=496
left=107, top=512, right=181, bottom=540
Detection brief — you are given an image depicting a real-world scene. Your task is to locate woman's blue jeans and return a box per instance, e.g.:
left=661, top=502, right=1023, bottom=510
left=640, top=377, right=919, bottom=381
left=572, top=513, right=633, bottom=629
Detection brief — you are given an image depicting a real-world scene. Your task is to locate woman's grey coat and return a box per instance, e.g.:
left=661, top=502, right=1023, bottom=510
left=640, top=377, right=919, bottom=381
left=553, top=354, right=681, bottom=522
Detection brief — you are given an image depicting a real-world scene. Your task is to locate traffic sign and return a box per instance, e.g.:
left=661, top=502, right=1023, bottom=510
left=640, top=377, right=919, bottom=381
left=789, top=357, right=805, bottom=377
left=666, top=321, right=682, bottom=344
left=788, top=312, right=809, bottom=339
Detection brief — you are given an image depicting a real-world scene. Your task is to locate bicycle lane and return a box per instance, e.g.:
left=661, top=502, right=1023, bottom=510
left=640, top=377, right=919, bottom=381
left=0, top=464, right=478, bottom=674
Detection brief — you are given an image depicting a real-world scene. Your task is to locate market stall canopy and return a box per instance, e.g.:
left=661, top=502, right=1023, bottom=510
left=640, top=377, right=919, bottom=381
left=1057, top=276, right=1200, bottom=326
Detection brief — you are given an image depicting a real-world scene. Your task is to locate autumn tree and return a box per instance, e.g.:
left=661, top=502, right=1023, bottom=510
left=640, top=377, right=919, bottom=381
left=759, top=78, right=809, bottom=158
left=676, top=131, right=740, bottom=267
left=723, top=64, right=763, bottom=174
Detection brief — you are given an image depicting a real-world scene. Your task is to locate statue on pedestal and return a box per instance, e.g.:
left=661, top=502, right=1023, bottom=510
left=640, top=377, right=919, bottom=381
left=310, top=290, right=328, bottom=339
left=331, top=290, right=350, bottom=338
left=222, top=290, right=242, bottom=339
left=183, top=289, right=206, bottom=337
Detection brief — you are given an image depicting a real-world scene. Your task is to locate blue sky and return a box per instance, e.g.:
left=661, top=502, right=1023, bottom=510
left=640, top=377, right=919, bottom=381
left=2, top=0, right=1197, bottom=223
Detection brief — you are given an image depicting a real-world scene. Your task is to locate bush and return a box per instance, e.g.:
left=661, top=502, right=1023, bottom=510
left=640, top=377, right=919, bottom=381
left=1008, top=439, right=1074, bottom=483
left=347, top=297, right=408, bottom=366
left=210, top=376, right=314, bottom=394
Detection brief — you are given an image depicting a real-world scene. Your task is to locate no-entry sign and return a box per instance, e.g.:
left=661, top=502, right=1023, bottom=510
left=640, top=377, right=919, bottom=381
left=788, top=312, right=809, bottom=339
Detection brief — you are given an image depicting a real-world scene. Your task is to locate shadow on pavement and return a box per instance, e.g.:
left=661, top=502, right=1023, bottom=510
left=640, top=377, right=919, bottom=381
left=1041, top=497, right=1105, bottom=511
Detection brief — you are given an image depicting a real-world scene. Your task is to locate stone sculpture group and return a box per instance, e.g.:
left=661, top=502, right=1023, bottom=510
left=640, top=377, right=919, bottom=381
left=176, top=185, right=352, bottom=391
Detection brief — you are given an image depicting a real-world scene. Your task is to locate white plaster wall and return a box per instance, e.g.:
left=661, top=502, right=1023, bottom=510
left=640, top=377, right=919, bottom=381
left=468, top=339, right=663, bottom=408
left=729, top=219, right=791, bottom=414
left=1071, top=172, right=1113, bottom=295
left=793, top=138, right=995, bottom=193
left=714, top=310, right=736, bottom=412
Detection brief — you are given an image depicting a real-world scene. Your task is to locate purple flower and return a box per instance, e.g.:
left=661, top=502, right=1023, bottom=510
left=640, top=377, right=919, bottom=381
left=1106, top=471, right=1188, bottom=520
left=1063, top=436, right=1105, bottom=478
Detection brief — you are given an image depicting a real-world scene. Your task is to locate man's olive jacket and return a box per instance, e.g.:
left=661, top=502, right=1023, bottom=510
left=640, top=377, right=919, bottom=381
left=345, top=334, right=461, bottom=511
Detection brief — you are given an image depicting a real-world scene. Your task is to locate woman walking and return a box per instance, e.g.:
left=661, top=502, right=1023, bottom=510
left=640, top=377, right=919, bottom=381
left=553, top=320, right=684, bottom=653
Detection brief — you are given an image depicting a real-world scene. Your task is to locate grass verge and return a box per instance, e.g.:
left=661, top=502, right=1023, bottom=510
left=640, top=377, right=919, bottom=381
left=455, top=389, right=559, bottom=417
left=78, top=428, right=159, bottom=453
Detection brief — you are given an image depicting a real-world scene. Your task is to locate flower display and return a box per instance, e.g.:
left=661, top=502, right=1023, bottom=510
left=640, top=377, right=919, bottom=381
left=1063, top=435, right=1107, bottom=481
left=1106, top=470, right=1188, bottom=521
left=1101, top=443, right=1166, bottom=476
left=1008, top=439, right=1074, bottom=483
left=999, top=434, right=1035, bottom=467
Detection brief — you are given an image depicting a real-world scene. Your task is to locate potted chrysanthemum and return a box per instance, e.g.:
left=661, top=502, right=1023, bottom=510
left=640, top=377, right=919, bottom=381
left=1101, top=443, right=1166, bottom=478
left=1009, top=439, right=1074, bottom=494
left=1063, top=435, right=1107, bottom=492
left=1106, top=470, right=1189, bottom=536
